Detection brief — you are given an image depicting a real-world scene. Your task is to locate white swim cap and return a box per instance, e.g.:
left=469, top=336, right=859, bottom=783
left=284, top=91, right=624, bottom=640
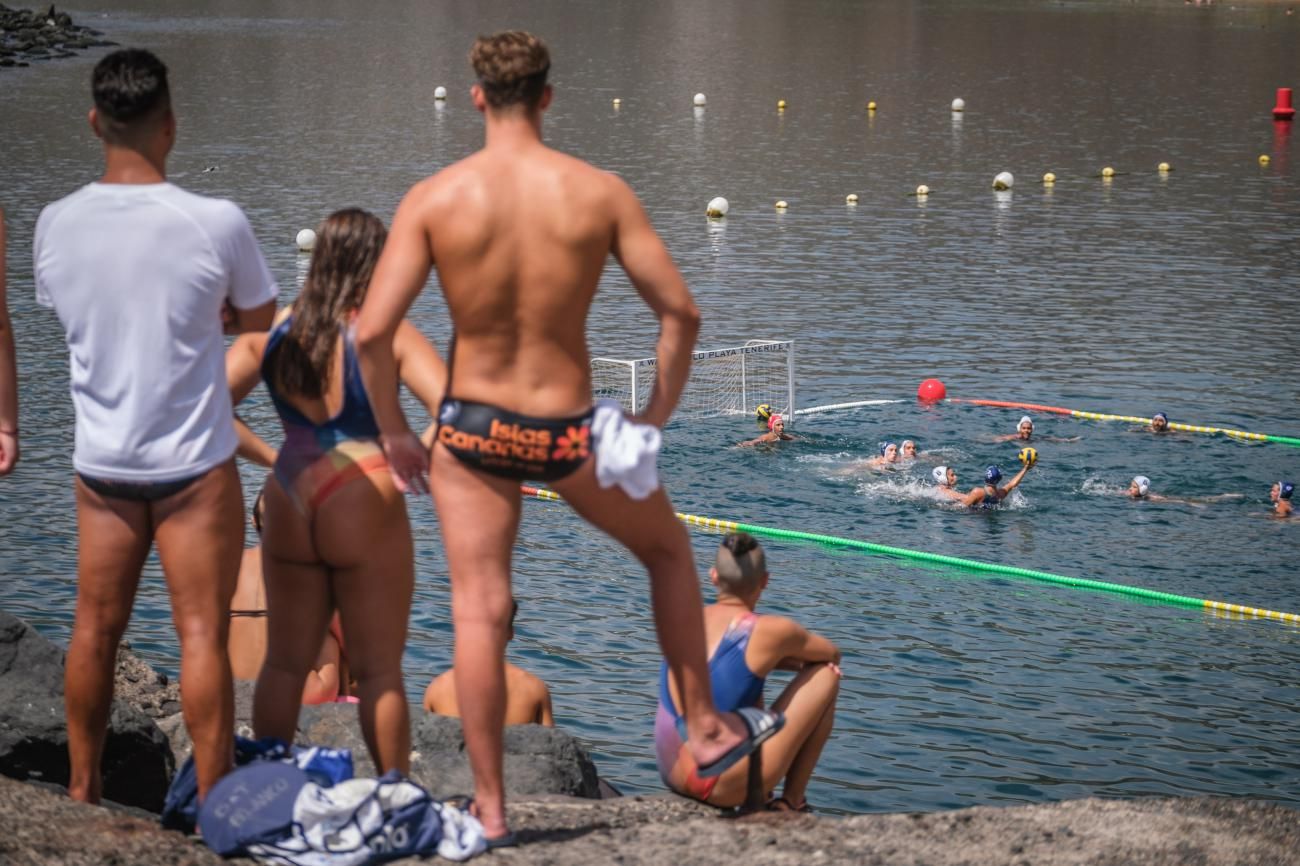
left=1133, top=475, right=1151, bottom=496
left=1018, top=415, right=1033, bottom=428
left=932, top=466, right=950, bottom=486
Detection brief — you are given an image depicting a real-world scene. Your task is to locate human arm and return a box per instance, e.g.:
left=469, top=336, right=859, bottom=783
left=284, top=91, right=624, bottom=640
left=393, top=319, right=446, bottom=422
left=609, top=176, right=700, bottom=428
left=218, top=203, right=279, bottom=334
left=355, top=187, right=436, bottom=492
left=226, top=333, right=277, bottom=466
left=537, top=682, right=555, bottom=727
left=301, top=632, right=342, bottom=705
left=0, top=207, right=16, bottom=476
left=998, top=464, right=1032, bottom=496
left=961, top=487, right=986, bottom=508
left=757, top=616, right=841, bottom=674
left=422, top=671, right=453, bottom=714
left=234, top=416, right=277, bottom=467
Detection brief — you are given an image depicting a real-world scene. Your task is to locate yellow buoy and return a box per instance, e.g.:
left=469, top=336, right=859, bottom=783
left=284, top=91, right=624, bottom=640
left=775, top=200, right=788, bottom=210
left=1157, top=161, right=1171, bottom=173
left=1101, top=166, right=1115, bottom=178
left=846, top=193, right=859, bottom=205
left=777, top=99, right=786, bottom=110
left=1042, top=172, right=1056, bottom=185
left=1259, top=154, right=1271, bottom=165
left=612, top=98, right=621, bottom=107
left=867, top=101, right=877, bottom=111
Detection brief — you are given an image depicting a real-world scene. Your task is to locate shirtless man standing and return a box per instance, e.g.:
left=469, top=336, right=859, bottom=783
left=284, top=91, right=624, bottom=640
left=357, top=31, right=779, bottom=843
left=34, top=49, right=277, bottom=803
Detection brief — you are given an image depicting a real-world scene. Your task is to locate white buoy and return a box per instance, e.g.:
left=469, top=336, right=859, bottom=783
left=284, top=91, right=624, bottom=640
left=693, top=92, right=707, bottom=106
left=433, top=86, right=447, bottom=101
left=846, top=193, right=859, bottom=205
left=915, top=184, right=930, bottom=196
left=774, top=200, right=788, bottom=210
left=993, top=171, right=1014, bottom=191
left=1101, top=166, right=1116, bottom=178
left=612, top=98, right=621, bottom=107
left=951, top=97, right=965, bottom=112
left=1043, top=172, right=1056, bottom=185
left=706, top=196, right=729, bottom=218
left=295, top=228, right=317, bottom=252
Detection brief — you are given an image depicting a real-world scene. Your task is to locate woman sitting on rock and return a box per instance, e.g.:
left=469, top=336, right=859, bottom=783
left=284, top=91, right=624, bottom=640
left=655, top=532, right=841, bottom=812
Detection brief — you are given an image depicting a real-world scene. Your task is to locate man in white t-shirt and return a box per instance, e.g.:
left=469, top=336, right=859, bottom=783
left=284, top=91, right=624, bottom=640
left=33, top=48, right=277, bottom=805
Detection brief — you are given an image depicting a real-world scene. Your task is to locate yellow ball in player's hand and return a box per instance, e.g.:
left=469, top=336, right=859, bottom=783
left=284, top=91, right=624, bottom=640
left=1018, top=447, right=1038, bottom=468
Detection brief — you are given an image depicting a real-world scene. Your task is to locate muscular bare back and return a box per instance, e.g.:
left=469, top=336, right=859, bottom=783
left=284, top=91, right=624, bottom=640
left=410, top=141, right=622, bottom=416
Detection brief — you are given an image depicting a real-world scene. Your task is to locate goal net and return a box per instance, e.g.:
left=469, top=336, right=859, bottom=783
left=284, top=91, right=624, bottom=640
left=591, top=339, right=795, bottom=424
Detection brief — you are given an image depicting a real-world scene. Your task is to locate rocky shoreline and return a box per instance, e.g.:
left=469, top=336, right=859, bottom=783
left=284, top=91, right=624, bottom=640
left=2, top=609, right=1298, bottom=864
left=0, top=4, right=115, bottom=68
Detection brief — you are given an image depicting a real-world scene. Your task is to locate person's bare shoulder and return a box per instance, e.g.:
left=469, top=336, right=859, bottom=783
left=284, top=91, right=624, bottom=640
left=423, top=669, right=456, bottom=713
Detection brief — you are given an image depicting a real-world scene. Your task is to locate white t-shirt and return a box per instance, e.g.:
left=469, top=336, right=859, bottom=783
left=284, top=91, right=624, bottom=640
left=34, top=182, right=277, bottom=482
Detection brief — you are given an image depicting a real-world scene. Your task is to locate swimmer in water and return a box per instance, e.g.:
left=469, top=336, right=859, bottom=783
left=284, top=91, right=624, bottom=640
left=994, top=416, right=1036, bottom=443
left=1149, top=412, right=1169, bottom=433
left=739, top=413, right=796, bottom=447
left=961, top=462, right=1032, bottom=509
left=994, top=415, right=1079, bottom=444
left=899, top=440, right=918, bottom=460
left=1271, top=481, right=1294, bottom=517
left=931, top=465, right=963, bottom=500
left=867, top=441, right=900, bottom=468
left=1125, top=475, right=1238, bottom=507
left=1127, top=475, right=1166, bottom=502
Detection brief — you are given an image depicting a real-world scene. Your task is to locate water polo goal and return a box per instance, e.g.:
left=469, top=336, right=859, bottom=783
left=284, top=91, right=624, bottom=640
left=592, top=339, right=795, bottom=422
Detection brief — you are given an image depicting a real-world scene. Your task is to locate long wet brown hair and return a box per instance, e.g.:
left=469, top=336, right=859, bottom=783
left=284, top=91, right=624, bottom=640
left=265, top=208, right=387, bottom=399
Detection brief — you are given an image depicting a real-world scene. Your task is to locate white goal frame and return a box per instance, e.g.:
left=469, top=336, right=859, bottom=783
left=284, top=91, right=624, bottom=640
left=591, top=339, right=796, bottom=424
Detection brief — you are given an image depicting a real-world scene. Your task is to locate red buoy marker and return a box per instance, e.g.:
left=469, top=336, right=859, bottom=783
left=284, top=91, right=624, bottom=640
left=917, top=378, right=947, bottom=402
left=1274, top=87, right=1295, bottom=122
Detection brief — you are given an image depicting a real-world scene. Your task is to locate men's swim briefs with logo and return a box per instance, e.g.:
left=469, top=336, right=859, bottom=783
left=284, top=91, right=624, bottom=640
left=437, top=398, right=594, bottom=482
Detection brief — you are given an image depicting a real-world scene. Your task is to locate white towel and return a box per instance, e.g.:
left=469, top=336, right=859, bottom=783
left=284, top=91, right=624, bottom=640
left=591, top=399, right=661, bottom=500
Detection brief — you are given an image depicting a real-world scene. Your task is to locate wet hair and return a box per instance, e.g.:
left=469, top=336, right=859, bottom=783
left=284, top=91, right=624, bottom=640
left=92, top=49, right=171, bottom=145
left=714, top=532, right=767, bottom=594
left=470, top=31, right=551, bottom=110
left=264, top=209, right=387, bottom=399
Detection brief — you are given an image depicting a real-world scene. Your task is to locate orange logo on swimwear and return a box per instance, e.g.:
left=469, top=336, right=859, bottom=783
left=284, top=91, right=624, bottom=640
left=552, top=425, right=590, bottom=462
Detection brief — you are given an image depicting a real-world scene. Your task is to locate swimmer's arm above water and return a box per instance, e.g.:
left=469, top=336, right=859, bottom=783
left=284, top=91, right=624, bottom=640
left=609, top=174, right=700, bottom=428
left=999, top=463, right=1032, bottom=495
left=356, top=183, right=438, bottom=492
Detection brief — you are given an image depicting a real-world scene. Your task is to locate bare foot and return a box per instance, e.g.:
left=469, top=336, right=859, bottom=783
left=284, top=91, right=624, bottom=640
left=467, top=793, right=510, bottom=841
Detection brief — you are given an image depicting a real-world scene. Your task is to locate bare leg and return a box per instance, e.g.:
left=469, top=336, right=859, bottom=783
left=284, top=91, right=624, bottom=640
left=774, top=667, right=839, bottom=808
left=429, top=446, right=519, bottom=840
left=552, top=461, right=749, bottom=767
left=253, top=478, right=333, bottom=747
left=65, top=480, right=151, bottom=803
left=316, top=473, right=414, bottom=774
left=152, top=461, right=244, bottom=802
left=703, top=662, right=841, bottom=808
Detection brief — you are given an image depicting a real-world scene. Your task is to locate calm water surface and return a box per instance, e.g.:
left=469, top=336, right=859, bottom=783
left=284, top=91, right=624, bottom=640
left=2, top=0, right=1299, bottom=814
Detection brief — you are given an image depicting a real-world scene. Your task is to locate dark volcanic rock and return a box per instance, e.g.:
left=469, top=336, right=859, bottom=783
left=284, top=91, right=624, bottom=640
left=0, top=611, right=175, bottom=812
left=0, top=4, right=114, bottom=67
left=2, top=773, right=1298, bottom=866
left=290, top=703, right=602, bottom=800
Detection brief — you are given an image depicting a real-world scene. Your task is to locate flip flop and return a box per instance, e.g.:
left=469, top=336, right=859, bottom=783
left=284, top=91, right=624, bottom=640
left=486, top=832, right=518, bottom=850
left=444, top=796, right=518, bottom=850
left=766, top=796, right=813, bottom=813
left=684, top=706, right=785, bottom=779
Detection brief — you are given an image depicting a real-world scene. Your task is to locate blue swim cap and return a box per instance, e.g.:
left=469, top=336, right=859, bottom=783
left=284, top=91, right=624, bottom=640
left=1280, top=481, right=1295, bottom=500
left=985, top=465, right=1002, bottom=484
left=880, top=441, right=897, bottom=456
left=1153, top=412, right=1168, bottom=424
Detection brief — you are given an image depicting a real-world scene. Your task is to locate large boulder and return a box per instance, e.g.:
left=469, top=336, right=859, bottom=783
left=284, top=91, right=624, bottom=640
left=0, top=611, right=175, bottom=812
left=291, top=703, right=601, bottom=799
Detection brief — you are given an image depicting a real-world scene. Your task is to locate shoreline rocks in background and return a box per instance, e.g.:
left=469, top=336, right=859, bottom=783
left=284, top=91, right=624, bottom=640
left=0, top=4, right=116, bottom=68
